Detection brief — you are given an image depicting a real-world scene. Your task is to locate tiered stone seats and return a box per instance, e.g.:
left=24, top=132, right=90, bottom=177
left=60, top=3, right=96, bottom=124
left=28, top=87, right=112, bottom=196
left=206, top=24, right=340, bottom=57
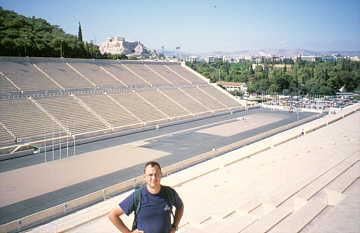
left=99, top=63, right=148, bottom=88
left=136, top=89, right=190, bottom=119
left=33, top=60, right=93, bottom=89
left=70, top=61, right=124, bottom=88
left=0, top=58, right=60, bottom=91
left=0, top=98, right=66, bottom=142
left=167, top=65, right=208, bottom=84
left=77, top=94, right=142, bottom=129
left=0, top=74, right=18, bottom=92
left=149, top=64, right=191, bottom=85
left=0, top=58, right=246, bottom=146
left=0, top=123, right=15, bottom=145
left=124, top=63, right=172, bottom=86
left=268, top=197, right=327, bottom=233
left=161, top=87, right=210, bottom=115
left=109, top=91, right=168, bottom=123
left=200, top=85, right=242, bottom=108
left=34, top=96, right=108, bottom=135
left=325, top=161, right=360, bottom=194
left=180, top=86, right=227, bottom=111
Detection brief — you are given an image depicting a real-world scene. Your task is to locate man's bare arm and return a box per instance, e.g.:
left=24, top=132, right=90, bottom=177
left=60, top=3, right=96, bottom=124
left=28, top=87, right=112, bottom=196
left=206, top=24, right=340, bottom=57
left=172, top=204, right=184, bottom=231
left=108, top=207, right=133, bottom=233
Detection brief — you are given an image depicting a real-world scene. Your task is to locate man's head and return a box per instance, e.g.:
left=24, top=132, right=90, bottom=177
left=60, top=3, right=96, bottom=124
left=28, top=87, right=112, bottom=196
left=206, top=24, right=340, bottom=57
left=143, top=161, right=162, bottom=190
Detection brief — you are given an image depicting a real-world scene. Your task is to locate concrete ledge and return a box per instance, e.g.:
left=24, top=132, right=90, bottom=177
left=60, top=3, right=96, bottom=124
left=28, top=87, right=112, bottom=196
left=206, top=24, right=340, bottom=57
left=1, top=204, right=66, bottom=233
left=66, top=190, right=104, bottom=212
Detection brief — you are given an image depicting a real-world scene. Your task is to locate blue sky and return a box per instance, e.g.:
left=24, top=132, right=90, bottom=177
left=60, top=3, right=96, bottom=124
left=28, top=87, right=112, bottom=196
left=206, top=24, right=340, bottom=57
left=1, top=0, right=359, bottom=53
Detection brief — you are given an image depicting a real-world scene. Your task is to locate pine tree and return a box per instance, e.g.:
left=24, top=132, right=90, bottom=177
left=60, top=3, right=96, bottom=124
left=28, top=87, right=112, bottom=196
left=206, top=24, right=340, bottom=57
left=78, top=22, right=83, bottom=42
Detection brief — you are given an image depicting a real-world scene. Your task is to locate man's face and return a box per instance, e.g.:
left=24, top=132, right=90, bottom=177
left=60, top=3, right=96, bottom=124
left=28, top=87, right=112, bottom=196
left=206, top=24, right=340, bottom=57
left=144, top=165, right=162, bottom=189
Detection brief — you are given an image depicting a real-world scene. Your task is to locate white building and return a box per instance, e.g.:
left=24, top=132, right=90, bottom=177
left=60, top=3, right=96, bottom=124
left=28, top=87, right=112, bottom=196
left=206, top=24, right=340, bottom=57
left=99, top=36, right=145, bottom=56
left=216, top=81, right=248, bottom=93
left=186, top=56, right=199, bottom=62
left=205, top=56, right=222, bottom=63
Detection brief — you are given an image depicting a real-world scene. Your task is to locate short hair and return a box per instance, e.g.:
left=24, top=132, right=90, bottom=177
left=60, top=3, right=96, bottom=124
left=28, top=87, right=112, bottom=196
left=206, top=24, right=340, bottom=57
left=144, top=161, right=161, bottom=173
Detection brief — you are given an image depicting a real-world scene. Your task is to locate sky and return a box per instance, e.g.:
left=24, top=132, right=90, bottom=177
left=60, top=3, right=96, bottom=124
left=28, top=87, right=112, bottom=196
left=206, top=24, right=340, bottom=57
left=1, top=0, right=359, bottom=53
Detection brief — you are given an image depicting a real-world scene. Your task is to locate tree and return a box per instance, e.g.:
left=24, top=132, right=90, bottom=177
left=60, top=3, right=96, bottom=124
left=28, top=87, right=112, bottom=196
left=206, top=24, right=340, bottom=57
left=78, top=22, right=83, bottom=42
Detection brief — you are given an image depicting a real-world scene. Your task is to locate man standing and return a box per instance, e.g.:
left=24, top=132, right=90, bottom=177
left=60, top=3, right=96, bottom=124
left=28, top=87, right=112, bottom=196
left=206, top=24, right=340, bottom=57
left=108, top=161, right=184, bottom=233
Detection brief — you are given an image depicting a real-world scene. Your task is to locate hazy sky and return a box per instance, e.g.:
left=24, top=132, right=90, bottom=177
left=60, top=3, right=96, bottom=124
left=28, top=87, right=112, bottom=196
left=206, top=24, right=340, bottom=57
left=1, top=0, right=359, bottom=53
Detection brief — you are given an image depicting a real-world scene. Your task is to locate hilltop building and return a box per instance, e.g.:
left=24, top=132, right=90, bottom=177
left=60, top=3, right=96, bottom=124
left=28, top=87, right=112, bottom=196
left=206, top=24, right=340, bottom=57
left=99, top=36, right=145, bottom=56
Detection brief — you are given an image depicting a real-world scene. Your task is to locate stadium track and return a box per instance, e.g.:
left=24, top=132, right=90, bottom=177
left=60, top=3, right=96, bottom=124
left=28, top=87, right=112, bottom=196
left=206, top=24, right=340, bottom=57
left=0, top=108, right=318, bottom=224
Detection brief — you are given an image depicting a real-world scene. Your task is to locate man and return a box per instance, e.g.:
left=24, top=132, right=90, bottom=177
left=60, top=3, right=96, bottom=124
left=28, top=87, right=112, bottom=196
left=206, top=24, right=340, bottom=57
left=108, top=161, right=184, bottom=233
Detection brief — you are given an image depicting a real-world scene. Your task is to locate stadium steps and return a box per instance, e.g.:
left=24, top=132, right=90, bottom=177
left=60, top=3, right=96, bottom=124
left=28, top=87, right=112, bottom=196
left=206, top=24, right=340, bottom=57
left=69, top=62, right=122, bottom=88
left=0, top=122, right=15, bottom=145
left=0, top=98, right=67, bottom=142
left=160, top=88, right=210, bottom=115
left=294, top=154, right=359, bottom=201
left=72, top=95, right=112, bottom=129
left=177, top=125, right=359, bottom=233
left=326, top=161, right=360, bottom=194
left=34, top=61, right=93, bottom=89
left=201, top=85, right=243, bottom=108
left=185, top=199, right=262, bottom=232
left=0, top=71, right=20, bottom=92
left=65, top=63, right=97, bottom=87
left=77, top=94, right=142, bottom=129
left=322, top=161, right=360, bottom=206
left=261, top=153, right=355, bottom=208
left=268, top=197, right=328, bottom=233
left=98, top=66, right=128, bottom=87
left=179, top=213, right=257, bottom=233
left=109, top=92, right=167, bottom=123
left=35, top=96, right=108, bottom=135
left=144, top=63, right=174, bottom=85
left=169, top=64, right=207, bottom=84
left=0, top=60, right=60, bottom=91
left=239, top=201, right=293, bottom=233
left=121, top=64, right=153, bottom=87
left=136, top=89, right=188, bottom=119
left=164, top=65, right=194, bottom=84
left=32, top=63, right=64, bottom=90
left=181, top=86, right=225, bottom=111
left=158, top=89, right=193, bottom=116
left=196, top=85, right=228, bottom=109
left=151, top=64, right=190, bottom=85
left=29, top=97, right=71, bottom=136
left=127, top=63, right=168, bottom=86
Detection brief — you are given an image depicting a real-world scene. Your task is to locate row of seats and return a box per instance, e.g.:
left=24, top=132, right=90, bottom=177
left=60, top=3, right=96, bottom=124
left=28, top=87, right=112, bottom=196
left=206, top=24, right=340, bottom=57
left=0, top=58, right=207, bottom=92
left=0, top=98, right=67, bottom=144
left=0, top=86, right=243, bottom=146
left=0, top=57, right=242, bottom=147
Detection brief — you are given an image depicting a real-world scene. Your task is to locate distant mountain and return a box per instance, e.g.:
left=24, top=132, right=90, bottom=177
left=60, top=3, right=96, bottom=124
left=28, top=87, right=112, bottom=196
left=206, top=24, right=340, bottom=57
left=162, top=49, right=360, bottom=58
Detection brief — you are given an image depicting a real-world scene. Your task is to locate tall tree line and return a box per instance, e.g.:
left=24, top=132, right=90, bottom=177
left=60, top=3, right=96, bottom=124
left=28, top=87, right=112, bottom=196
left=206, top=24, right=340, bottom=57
left=187, top=59, right=360, bottom=95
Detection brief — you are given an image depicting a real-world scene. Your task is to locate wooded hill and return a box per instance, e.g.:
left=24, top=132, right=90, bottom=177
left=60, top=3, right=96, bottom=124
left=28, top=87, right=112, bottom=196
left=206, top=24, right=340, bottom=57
left=0, top=7, right=101, bottom=58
